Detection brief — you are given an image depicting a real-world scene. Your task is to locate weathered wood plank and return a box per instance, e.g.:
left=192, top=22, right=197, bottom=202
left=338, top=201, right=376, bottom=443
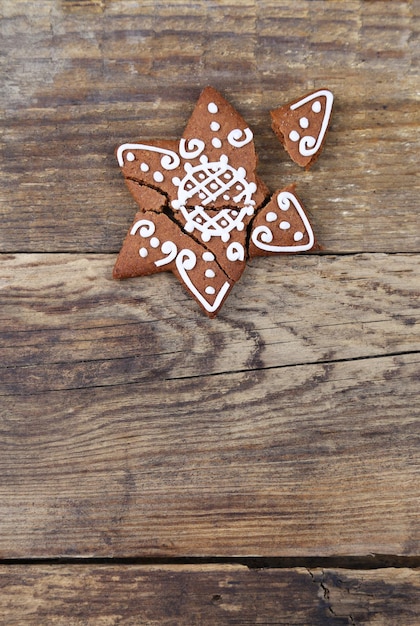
left=0, top=565, right=419, bottom=625
left=1, top=253, right=418, bottom=391
left=0, top=1, right=419, bottom=253
left=0, top=347, right=418, bottom=556
left=0, top=354, right=416, bottom=561
left=1, top=252, right=418, bottom=557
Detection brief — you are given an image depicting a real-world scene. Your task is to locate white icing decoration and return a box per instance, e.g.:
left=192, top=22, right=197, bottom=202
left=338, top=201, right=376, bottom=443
left=130, top=219, right=155, bottom=238
left=205, top=269, right=215, bottom=278
left=179, top=138, right=205, bottom=160
left=139, top=247, right=148, bottom=258
left=212, top=137, right=222, bottom=148
left=208, top=102, right=218, bottom=113
left=126, top=152, right=135, bottom=161
left=202, top=251, right=215, bottom=262
left=210, top=121, right=220, bottom=131
left=299, top=136, right=316, bottom=153
left=176, top=249, right=230, bottom=313
left=294, top=231, right=304, bottom=241
left=280, top=221, right=290, bottom=230
left=140, top=162, right=150, bottom=172
left=227, top=127, right=253, bottom=148
left=290, top=89, right=334, bottom=157
left=153, top=171, right=164, bottom=183
left=278, top=193, right=292, bottom=211
left=226, top=242, right=245, bottom=262
left=116, top=143, right=180, bottom=169
left=154, top=241, right=178, bottom=267
left=266, top=212, right=277, bottom=222
left=299, top=117, right=309, bottom=129
left=171, top=157, right=256, bottom=210
left=150, top=237, right=160, bottom=248
left=251, top=191, right=314, bottom=252
left=205, top=286, right=216, bottom=295
left=289, top=130, right=300, bottom=142
left=179, top=206, right=254, bottom=243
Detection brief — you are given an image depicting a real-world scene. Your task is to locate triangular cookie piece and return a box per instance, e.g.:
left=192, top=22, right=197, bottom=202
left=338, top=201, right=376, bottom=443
left=248, top=185, right=315, bottom=257
left=271, top=89, right=333, bottom=169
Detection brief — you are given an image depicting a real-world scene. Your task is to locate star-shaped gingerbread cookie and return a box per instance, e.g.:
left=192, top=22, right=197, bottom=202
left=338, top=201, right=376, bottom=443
left=114, top=87, right=317, bottom=317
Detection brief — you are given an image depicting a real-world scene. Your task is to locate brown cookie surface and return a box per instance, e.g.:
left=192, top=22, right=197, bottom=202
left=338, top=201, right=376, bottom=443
left=271, top=89, right=333, bottom=169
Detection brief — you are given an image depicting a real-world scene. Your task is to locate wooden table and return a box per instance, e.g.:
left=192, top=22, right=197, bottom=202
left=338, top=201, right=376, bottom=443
left=1, top=1, right=419, bottom=623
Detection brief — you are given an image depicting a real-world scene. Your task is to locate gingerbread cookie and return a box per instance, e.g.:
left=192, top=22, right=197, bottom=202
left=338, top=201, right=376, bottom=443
left=271, top=89, right=334, bottom=169
left=114, top=87, right=317, bottom=317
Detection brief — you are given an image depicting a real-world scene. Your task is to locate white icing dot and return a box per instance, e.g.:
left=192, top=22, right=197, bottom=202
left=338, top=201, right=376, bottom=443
left=198, top=172, right=206, bottom=179
left=210, top=182, right=219, bottom=190
left=223, top=194, right=230, bottom=201
left=153, top=171, right=164, bottom=182
left=205, top=269, right=216, bottom=278
left=140, top=162, right=149, bottom=172
left=205, top=286, right=216, bottom=295
left=279, top=221, right=290, bottom=230
left=294, top=231, right=304, bottom=241
left=266, top=212, right=277, bottom=222
left=312, top=100, right=322, bottom=113
left=126, top=152, right=135, bottom=162
left=199, top=192, right=206, bottom=199
left=172, top=176, right=180, bottom=185
left=231, top=210, right=238, bottom=216
left=139, top=247, right=148, bottom=258
left=210, top=121, right=220, bottom=131
left=202, top=251, right=215, bottom=262
left=212, top=137, right=222, bottom=148
left=299, top=116, right=309, bottom=129
left=150, top=237, right=160, bottom=248
left=208, top=102, right=218, bottom=114
left=220, top=220, right=228, bottom=227
left=289, top=130, right=300, bottom=142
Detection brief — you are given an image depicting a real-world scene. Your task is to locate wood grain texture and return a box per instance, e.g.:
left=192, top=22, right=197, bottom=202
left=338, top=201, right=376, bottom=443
left=0, top=0, right=419, bottom=253
left=0, top=565, right=419, bottom=625
left=0, top=251, right=419, bottom=558
left=1, top=252, right=418, bottom=390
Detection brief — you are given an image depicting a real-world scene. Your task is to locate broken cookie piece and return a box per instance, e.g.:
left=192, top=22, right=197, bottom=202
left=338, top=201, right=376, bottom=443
left=271, top=89, right=334, bottom=169
left=248, top=184, right=315, bottom=257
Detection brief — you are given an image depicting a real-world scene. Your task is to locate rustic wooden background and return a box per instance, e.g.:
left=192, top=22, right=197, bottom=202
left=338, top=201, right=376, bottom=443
left=1, top=0, right=419, bottom=623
